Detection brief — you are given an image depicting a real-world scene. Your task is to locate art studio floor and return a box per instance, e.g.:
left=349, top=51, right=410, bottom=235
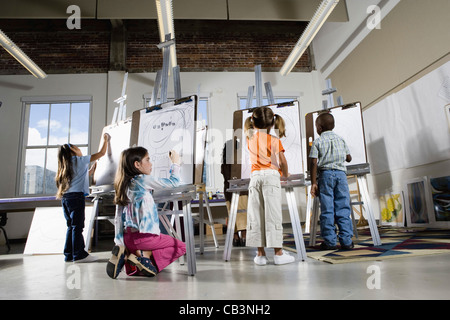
left=0, top=231, right=450, bottom=301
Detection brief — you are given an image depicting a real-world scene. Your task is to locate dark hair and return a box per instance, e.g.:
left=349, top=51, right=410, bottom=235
left=244, top=106, right=286, bottom=138
left=55, top=144, right=74, bottom=199
left=114, top=146, right=148, bottom=206
left=316, top=112, right=335, bottom=131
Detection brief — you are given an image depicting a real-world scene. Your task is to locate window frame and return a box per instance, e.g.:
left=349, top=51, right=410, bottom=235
left=17, top=96, right=92, bottom=197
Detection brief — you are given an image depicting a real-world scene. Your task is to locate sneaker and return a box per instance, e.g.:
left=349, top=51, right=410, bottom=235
left=273, top=251, right=295, bottom=265
left=127, top=254, right=158, bottom=277
left=254, top=255, right=269, bottom=266
left=106, top=245, right=126, bottom=279
left=73, top=254, right=99, bottom=263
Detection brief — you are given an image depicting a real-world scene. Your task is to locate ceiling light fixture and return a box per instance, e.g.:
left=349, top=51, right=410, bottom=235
left=0, top=29, right=47, bottom=79
left=155, top=0, right=177, bottom=69
left=280, top=0, right=339, bottom=76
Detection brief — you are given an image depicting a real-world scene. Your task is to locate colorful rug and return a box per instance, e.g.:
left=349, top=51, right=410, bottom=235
left=283, top=227, right=450, bottom=264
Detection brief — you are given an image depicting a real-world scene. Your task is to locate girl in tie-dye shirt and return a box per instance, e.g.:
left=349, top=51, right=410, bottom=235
left=107, top=147, right=186, bottom=279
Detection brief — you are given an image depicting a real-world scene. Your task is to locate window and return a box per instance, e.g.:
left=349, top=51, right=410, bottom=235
left=238, top=97, right=297, bottom=109
left=19, top=98, right=91, bottom=196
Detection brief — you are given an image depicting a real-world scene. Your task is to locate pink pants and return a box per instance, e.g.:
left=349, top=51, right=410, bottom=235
left=124, top=230, right=186, bottom=273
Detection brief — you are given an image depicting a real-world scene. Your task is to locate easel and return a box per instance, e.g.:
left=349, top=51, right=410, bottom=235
left=86, top=71, right=130, bottom=252
left=223, top=66, right=307, bottom=261
left=153, top=185, right=198, bottom=276
left=152, top=32, right=218, bottom=254
left=223, top=175, right=308, bottom=262
left=305, top=80, right=381, bottom=247
left=306, top=164, right=382, bottom=246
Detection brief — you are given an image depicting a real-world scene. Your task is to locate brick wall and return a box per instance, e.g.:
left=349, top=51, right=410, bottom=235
left=0, top=19, right=312, bottom=74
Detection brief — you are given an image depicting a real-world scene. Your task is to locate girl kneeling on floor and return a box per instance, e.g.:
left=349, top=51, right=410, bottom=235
left=107, top=147, right=186, bottom=278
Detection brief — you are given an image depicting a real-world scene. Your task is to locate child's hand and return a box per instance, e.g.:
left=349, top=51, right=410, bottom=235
left=169, top=150, right=181, bottom=165
left=103, top=133, right=111, bottom=141
left=310, top=183, right=319, bottom=197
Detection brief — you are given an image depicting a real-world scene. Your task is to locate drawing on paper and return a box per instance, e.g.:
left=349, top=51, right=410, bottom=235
left=137, top=99, right=196, bottom=184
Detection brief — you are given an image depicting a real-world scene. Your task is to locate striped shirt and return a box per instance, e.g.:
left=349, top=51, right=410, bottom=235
left=309, top=131, right=350, bottom=173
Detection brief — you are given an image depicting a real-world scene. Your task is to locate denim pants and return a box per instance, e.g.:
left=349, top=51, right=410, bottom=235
left=61, top=192, right=89, bottom=261
left=318, top=170, right=353, bottom=246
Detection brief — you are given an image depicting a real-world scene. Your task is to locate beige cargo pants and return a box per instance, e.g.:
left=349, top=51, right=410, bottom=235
left=246, top=169, right=283, bottom=248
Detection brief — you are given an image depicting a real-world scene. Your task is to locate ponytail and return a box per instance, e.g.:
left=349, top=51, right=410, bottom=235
left=244, top=116, right=255, bottom=139
left=274, top=114, right=286, bottom=138
left=55, top=144, right=74, bottom=199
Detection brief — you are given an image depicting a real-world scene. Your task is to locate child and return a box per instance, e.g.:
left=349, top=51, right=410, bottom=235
left=244, top=106, right=295, bottom=265
left=309, top=112, right=354, bottom=250
left=56, top=133, right=110, bottom=263
left=107, top=147, right=186, bottom=279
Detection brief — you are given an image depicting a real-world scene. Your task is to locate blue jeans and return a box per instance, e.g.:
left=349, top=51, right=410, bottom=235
left=61, top=192, right=89, bottom=261
left=318, top=170, right=353, bottom=246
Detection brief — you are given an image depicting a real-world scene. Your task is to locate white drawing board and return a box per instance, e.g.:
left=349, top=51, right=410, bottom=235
left=24, top=206, right=93, bottom=255
left=236, top=101, right=303, bottom=179
left=305, top=102, right=367, bottom=172
left=131, top=96, right=197, bottom=185
left=93, top=118, right=132, bottom=186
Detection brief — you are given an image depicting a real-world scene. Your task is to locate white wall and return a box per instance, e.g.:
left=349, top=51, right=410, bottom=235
left=0, top=70, right=323, bottom=239
left=0, top=73, right=107, bottom=239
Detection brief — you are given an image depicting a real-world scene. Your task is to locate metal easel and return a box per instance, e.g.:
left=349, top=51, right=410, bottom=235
left=223, top=66, right=307, bottom=261
left=152, top=33, right=218, bottom=254
left=85, top=71, right=130, bottom=252
left=223, top=175, right=308, bottom=262
left=305, top=80, right=381, bottom=247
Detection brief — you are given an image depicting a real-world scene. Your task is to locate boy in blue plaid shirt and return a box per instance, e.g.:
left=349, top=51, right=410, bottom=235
left=309, top=112, right=354, bottom=250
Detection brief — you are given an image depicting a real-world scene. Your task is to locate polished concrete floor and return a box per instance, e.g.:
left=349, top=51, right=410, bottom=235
left=1, top=233, right=450, bottom=300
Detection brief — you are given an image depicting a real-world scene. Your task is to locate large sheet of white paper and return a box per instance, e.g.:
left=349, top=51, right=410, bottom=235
left=24, top=206, right=93, bottom=255
left=241, top=102, right=303, bottom=179
left=94, top=119, right=132, bottom=186
left=312, top=103, right=367, bottom=167
left=137, top=98, right=196, bottom=184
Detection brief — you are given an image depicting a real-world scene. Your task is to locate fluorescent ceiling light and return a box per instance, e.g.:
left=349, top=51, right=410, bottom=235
left=0, top=29, right=47, bottom=79
left=156, top=0, right=177, bottom=69
left=280, top=0, right=339, bottom=76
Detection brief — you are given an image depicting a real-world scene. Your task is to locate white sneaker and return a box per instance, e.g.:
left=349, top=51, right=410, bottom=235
left=254, top=255, right=269, bottom=266
left=74, top=254, right=99, bottom=263
left=273, top=251, right=295, bottom=265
